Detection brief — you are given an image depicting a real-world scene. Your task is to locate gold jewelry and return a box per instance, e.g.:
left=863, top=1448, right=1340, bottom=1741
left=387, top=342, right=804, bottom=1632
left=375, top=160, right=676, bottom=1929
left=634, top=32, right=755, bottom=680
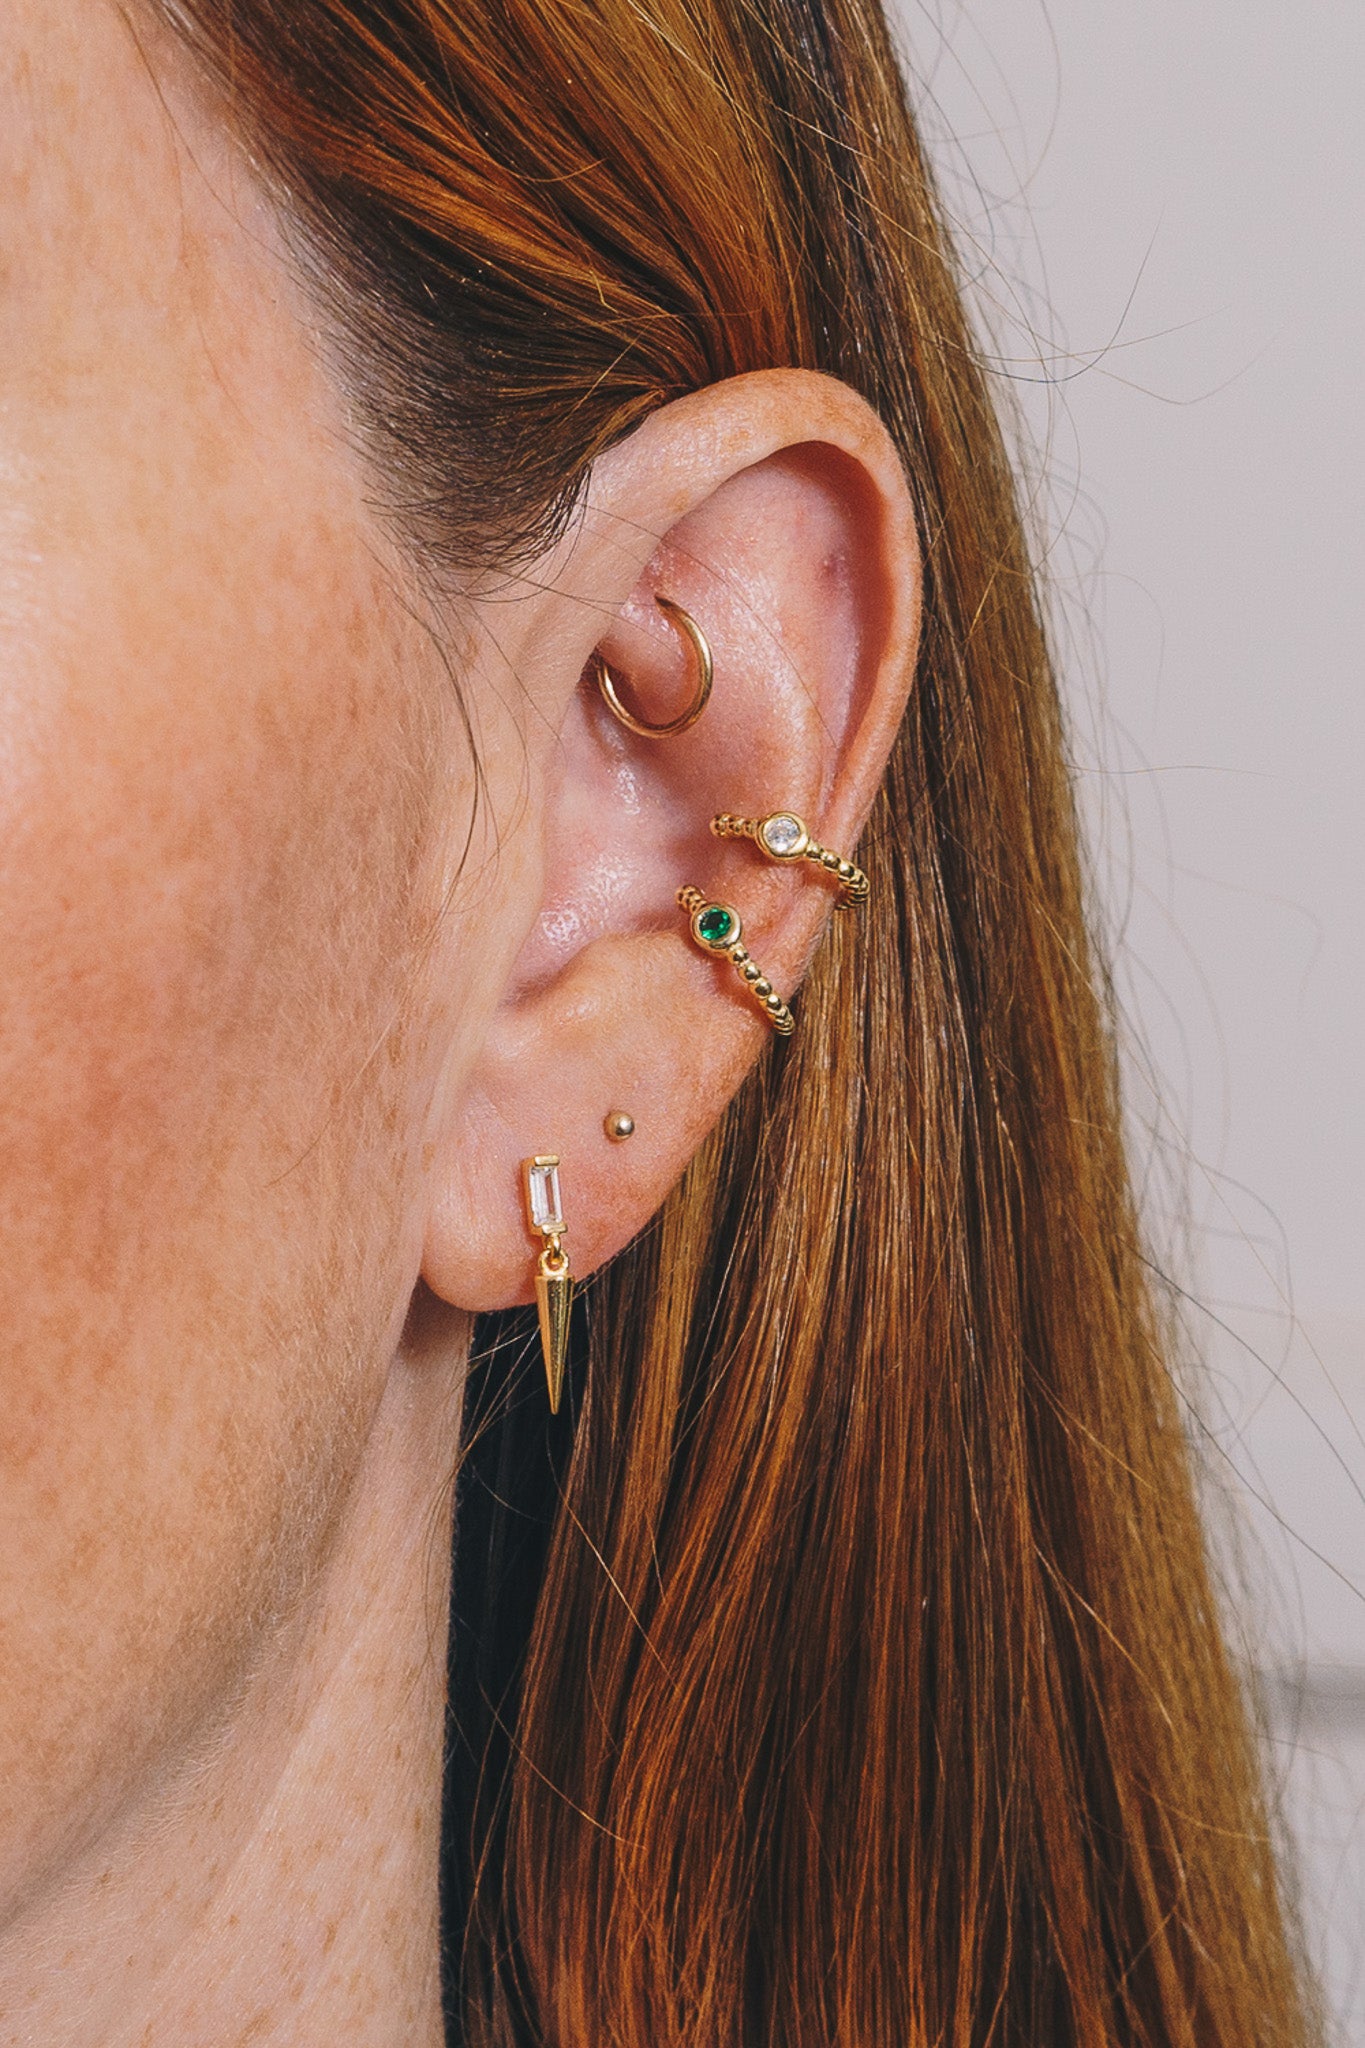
left=603, top=1110, right=636, bottom=1142
left=522, top=1155, right=572, bottom=1413
left=592, top=596, right=714, bottom=739
left=711, top=811, right=869, bottom=902
left=677, top=887, right=795, bottom=1035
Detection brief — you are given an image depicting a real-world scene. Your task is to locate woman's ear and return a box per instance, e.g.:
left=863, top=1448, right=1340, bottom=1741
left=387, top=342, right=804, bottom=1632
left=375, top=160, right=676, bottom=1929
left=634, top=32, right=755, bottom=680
left=421, top=369, right=920, bottom=1310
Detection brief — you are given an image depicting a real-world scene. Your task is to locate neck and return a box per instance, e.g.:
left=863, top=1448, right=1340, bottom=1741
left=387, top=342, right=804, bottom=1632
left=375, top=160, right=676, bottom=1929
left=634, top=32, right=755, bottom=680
left=0, top=1305, right=467, bottom=2048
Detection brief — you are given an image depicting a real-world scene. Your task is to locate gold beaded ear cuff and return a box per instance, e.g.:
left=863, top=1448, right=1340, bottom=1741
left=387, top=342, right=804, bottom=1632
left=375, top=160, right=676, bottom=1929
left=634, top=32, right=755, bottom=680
left=677, top=886, right=795, bottom=1035
left=711, top=811, right=869, bottom=902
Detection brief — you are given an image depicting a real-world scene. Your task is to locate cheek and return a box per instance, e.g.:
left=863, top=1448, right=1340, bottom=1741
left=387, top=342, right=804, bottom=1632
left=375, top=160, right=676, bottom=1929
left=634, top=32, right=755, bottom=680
left=0, top=530, right=455, bottom=1912
left=0, top=588, right=423, bottom=1372
left=0, top=27, right=467, bottom=1905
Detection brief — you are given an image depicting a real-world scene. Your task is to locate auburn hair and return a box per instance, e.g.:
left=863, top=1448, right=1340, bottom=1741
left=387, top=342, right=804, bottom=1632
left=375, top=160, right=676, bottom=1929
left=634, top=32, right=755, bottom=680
left=156, top=2, right=1317, bottom=2043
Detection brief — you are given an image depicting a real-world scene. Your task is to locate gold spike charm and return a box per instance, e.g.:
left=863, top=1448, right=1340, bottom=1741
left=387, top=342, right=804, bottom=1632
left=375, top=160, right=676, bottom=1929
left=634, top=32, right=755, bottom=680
left=523, top=1155, right=573, bottom=1413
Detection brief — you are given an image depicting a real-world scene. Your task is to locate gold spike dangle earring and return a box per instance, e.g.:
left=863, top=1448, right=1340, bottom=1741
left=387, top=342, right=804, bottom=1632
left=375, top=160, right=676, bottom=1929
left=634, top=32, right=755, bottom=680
left=522, top=1155, right=573, bottom=1413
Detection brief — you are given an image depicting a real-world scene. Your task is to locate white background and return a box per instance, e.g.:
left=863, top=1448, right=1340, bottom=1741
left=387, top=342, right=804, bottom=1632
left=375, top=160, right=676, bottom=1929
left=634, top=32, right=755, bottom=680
left=891, top=1, right=1365, bottom=2034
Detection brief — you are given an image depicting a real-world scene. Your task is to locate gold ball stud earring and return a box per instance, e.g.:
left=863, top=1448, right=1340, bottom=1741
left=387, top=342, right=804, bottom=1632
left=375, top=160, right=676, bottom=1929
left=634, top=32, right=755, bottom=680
left=591, top=596, right=714, bottom=739
left=604, top=1111, right=636, bottom=1142
left=711, top=810, right=869, bottom=902
left=677, top=886, right=795, bottom=1035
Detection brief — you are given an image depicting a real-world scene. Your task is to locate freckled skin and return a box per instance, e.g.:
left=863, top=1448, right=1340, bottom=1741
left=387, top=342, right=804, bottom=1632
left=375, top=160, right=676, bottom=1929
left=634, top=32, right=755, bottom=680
left=0, top=0, right=500, bottom=2022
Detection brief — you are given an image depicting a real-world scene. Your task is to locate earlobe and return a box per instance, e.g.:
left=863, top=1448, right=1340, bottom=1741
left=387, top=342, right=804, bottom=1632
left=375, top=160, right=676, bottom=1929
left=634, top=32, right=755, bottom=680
left=419, top=369, right=920, bottom=1321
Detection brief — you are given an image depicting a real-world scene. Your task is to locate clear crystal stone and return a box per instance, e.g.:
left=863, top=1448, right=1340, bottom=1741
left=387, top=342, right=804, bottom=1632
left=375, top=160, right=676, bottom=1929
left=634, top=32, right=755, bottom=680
left=526, top=1157, right=565, bottom=1233
left=761, top=813, right=804, bottom=856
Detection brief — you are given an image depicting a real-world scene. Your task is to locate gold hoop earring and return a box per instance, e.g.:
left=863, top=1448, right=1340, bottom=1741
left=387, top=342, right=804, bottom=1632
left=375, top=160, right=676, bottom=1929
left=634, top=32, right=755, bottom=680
left=522, top=1155, right=572, bottom=1413
left=592, top=596, right=714, bottom=739
left=711, top=810, right=869, bottom=902
left=677, top=887, right=795, bottom=1035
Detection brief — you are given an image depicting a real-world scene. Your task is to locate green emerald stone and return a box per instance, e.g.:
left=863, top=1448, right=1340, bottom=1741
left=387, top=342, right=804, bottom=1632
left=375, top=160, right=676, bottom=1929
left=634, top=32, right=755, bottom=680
left=697, top=904, right=736, bottom=946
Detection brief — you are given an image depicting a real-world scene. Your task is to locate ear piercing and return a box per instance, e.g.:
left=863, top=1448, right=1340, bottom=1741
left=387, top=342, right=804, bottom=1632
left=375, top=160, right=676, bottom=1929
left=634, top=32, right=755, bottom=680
left=522, top=1155, right=572, bottom=1413
left=685, top=810, right=867, bottom=1038
left=596, top=602, right=870, bottom=1043
left=712, top=811, right=869, bottom=902
left=604, top=1110, right=636, bottom=1142
left=677, top=887, right=795, bottom=1035
left=592, top=596, right=714, bottom=739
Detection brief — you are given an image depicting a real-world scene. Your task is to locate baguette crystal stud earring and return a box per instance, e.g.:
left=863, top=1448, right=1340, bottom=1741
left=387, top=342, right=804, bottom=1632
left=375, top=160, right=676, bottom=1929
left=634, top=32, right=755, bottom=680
left=711, top=810, right=869, bottom=902
left=677, top=886, right=795, bottom=1035
left=522, top=1155, right=572, bottom=1413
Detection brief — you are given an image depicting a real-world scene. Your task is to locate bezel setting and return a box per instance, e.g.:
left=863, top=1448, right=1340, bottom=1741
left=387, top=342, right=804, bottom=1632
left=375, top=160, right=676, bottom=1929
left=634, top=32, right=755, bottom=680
left=758, top=811, right=809, bottom=860
left=692, top=902, right=741, bottom=951
left=524, top=1154, right=566, bottom=1236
